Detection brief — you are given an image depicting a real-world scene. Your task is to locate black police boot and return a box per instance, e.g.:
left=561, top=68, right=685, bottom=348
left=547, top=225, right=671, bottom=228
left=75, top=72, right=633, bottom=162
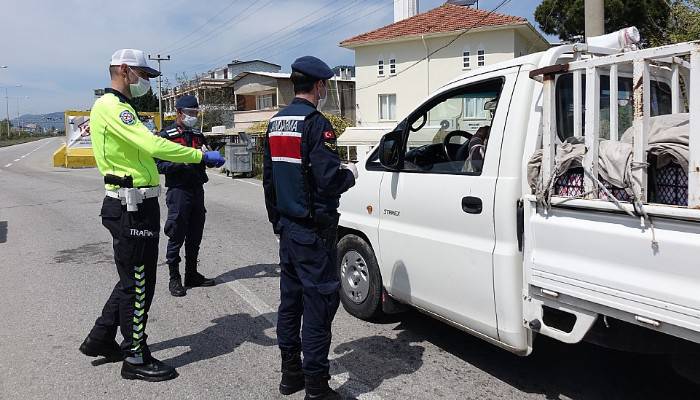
left=304, top=374, right=340, bottom=400
left=184, top=271, right=216, bottom=287
left=79, top=335, right=122, bottom=360
left=169, top=276, right=187, bottom=297
left=279, top=351, right=305, bottom=395
left=121, top=355, right=178, bottom=382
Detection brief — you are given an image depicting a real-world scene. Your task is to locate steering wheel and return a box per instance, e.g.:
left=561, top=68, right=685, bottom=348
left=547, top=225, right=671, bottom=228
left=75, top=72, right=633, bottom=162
left=443, top=130, right=473, bottom=161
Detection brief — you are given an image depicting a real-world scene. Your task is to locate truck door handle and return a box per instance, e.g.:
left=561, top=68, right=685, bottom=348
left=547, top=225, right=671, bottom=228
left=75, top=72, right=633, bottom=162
left=462, top=197, right=482, bottom=214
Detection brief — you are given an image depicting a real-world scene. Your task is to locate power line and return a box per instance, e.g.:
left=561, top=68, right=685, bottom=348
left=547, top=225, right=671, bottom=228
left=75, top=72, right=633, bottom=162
left=223, top=0, right=347, bottom=59
left=167, top=0, right=277, bottom=57
left=235, top=0, right=380, bottom=60
left=237, top=0, right=404, bottom=61
left=164, top=1, right=263, bottom=55
left=180, top=0, right=371, bottom=76
left=259, top=0, right=396, bottom=62
left=157, top=0, right=240, bottom=54
left=356, top=0, right=512, bottom=91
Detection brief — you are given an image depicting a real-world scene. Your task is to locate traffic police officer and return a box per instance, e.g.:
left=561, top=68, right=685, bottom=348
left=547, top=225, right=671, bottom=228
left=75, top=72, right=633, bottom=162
left=263, top=56, right=358, bottom=400
left=157, top=95, right=216, bottom=297
left=79, top=49, right=225, bottom=382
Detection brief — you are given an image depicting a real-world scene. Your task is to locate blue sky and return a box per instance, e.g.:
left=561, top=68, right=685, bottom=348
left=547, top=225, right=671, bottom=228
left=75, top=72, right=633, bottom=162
left=1, top=0, right=555, bottom=115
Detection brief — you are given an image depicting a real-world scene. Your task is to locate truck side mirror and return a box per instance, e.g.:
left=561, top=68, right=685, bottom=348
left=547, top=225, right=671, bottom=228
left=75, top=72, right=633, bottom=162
left=378, top=130, right=403, bottom=170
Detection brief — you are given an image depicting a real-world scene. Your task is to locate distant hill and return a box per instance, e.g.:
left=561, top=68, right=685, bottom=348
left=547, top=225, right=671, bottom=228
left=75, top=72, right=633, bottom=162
left=11, top=112, right=64, bottom=131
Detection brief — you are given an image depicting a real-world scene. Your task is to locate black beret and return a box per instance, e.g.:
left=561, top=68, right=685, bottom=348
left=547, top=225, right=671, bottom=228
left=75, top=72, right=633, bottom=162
left=175, top=95, right=199, bottom=109
left=291, top=56, right=334, bottom=80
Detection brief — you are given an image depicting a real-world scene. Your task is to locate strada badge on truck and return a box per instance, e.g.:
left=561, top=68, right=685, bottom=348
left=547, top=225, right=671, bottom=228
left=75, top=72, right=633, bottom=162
left=383, top=209, right=400, bottom=217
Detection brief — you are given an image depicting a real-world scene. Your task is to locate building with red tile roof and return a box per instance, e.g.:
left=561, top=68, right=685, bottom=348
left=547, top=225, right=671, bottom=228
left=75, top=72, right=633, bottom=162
left=340, top=2, right=549, bottom=127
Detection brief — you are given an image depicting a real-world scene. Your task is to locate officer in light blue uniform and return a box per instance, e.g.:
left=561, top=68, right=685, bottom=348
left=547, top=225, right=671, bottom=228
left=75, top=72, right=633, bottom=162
left=263, top=56, right=357, bottom=400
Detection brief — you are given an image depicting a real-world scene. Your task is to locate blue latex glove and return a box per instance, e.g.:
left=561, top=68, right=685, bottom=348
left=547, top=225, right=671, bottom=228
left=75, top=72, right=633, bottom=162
left=203, top=151, right=225, bottom=168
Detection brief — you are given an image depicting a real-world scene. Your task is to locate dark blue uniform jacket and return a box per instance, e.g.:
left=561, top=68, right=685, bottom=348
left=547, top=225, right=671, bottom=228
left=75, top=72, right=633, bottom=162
left=156, top=123, right=209, bottom=188
left=263, top=98, right=355, bottom=228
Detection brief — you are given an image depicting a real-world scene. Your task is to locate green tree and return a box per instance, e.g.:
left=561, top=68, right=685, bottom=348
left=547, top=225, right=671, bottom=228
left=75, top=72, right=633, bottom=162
left=668, top=0, right=700, bottom=43
left=0, top=119, right=13, bottom=139
left=534, top=0, right=672, bottom=46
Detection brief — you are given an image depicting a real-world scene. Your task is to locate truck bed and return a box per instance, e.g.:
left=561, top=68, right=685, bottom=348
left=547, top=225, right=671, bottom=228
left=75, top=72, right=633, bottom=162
left=524, top=198, right=700, bottom=344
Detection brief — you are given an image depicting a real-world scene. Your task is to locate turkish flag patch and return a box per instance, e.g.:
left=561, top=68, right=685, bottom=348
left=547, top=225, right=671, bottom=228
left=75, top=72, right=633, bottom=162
left=323, top=131, right=335, bottom=140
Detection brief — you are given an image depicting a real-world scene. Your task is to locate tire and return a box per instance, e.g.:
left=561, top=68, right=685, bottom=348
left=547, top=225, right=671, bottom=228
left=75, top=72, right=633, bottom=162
left=336, top=234, right=383, bottom=320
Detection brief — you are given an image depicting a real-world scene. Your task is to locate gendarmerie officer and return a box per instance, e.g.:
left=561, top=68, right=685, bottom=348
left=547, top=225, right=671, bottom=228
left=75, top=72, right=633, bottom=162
left=157, top=95, right=216, bottom=297
left=263, top=56, right=358, bottom=400
left=79, top=49, right=225, bottom=382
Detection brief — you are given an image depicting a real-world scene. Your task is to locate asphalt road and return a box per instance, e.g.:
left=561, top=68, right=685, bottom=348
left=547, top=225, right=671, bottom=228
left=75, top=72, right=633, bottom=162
left=0, top=138, right=698, bottom=399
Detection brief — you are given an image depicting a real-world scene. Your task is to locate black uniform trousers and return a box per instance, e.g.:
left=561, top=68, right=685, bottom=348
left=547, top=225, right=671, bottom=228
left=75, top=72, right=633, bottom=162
left=89, top=196, right=160, bottom=361
left=163, top=185, right=206, bottom=280
left=276, top=215, right=341, bottom=377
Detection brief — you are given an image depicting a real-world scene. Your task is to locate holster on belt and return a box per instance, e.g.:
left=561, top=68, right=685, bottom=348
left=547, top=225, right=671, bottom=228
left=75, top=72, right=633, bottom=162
left=104, top=174, right=159, bottom=212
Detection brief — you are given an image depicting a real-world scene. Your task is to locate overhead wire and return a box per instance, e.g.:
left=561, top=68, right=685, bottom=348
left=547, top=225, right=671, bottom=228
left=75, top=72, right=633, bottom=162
left=156, top=0, right=240, bottom=54
left=235, top=0, right=388, bottom=60
left=180, top=0, right=375, bottom=76
left=258, top=0, right=396, bottom=62
left=166, top=0, right=276, bottom=57
left=180, top=0, right=354, bottom=74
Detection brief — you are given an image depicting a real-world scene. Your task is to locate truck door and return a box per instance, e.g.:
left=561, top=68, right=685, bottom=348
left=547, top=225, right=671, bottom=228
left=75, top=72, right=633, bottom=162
left=378, top=69, right=518, bottom=338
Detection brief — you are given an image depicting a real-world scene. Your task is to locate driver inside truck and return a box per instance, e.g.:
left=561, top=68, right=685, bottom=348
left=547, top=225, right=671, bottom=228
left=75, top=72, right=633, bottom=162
left=462, top=125, right=490, bottom=173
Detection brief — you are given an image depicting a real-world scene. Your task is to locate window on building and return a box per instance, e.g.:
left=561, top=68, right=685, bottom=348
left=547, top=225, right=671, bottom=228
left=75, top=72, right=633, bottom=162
left=463, top=50, right=471, bottom=69
left=378, top=59, right=385, bottom=76
left=256, top=93, right=276, bottom=110
left=389, top=58, right=396, bottom=75
left=379, top=94, right=396, bottom=120
left=477, top=49, right=485, bottom=67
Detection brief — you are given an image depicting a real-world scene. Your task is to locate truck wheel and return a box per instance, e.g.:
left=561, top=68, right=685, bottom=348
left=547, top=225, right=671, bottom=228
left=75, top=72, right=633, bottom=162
left=337, top=234, right=383, bottom=320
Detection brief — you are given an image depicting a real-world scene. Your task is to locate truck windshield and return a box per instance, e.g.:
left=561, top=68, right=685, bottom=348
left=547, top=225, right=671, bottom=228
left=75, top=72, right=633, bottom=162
left=555, top=73, right=673, bottom=141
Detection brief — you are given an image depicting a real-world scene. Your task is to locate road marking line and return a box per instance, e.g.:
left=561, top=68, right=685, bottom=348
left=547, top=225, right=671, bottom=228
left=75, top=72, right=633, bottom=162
left=221, top=277, right=382, bottom=399
left=211, top=173, right=231, bottom=181
left=13, top=159, right=20, bottom=162
left=237, top=179, right=262, bottom=187
left=4, top=163, right=12, bottom=168
left=211, top=173, right=263, bottom=187
left=223, top=280, right=278, bottom=325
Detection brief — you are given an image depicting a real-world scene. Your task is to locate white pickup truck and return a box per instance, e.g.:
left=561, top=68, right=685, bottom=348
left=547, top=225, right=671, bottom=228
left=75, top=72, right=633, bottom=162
left=336, top=38, right=700, bottom=379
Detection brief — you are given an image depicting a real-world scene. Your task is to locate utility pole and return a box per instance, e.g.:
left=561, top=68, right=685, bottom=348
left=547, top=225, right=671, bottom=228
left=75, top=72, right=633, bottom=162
left=2, top=85, right=21, bottom=139
left=16, top=97, right=20, bottom=134
left=585, top=0, right=605, bottom=38
left=148, top=54, right=171, bottom=124
left=4, top=88, right=9, bottom=139
left=15, top=96, right=28, bottom=135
